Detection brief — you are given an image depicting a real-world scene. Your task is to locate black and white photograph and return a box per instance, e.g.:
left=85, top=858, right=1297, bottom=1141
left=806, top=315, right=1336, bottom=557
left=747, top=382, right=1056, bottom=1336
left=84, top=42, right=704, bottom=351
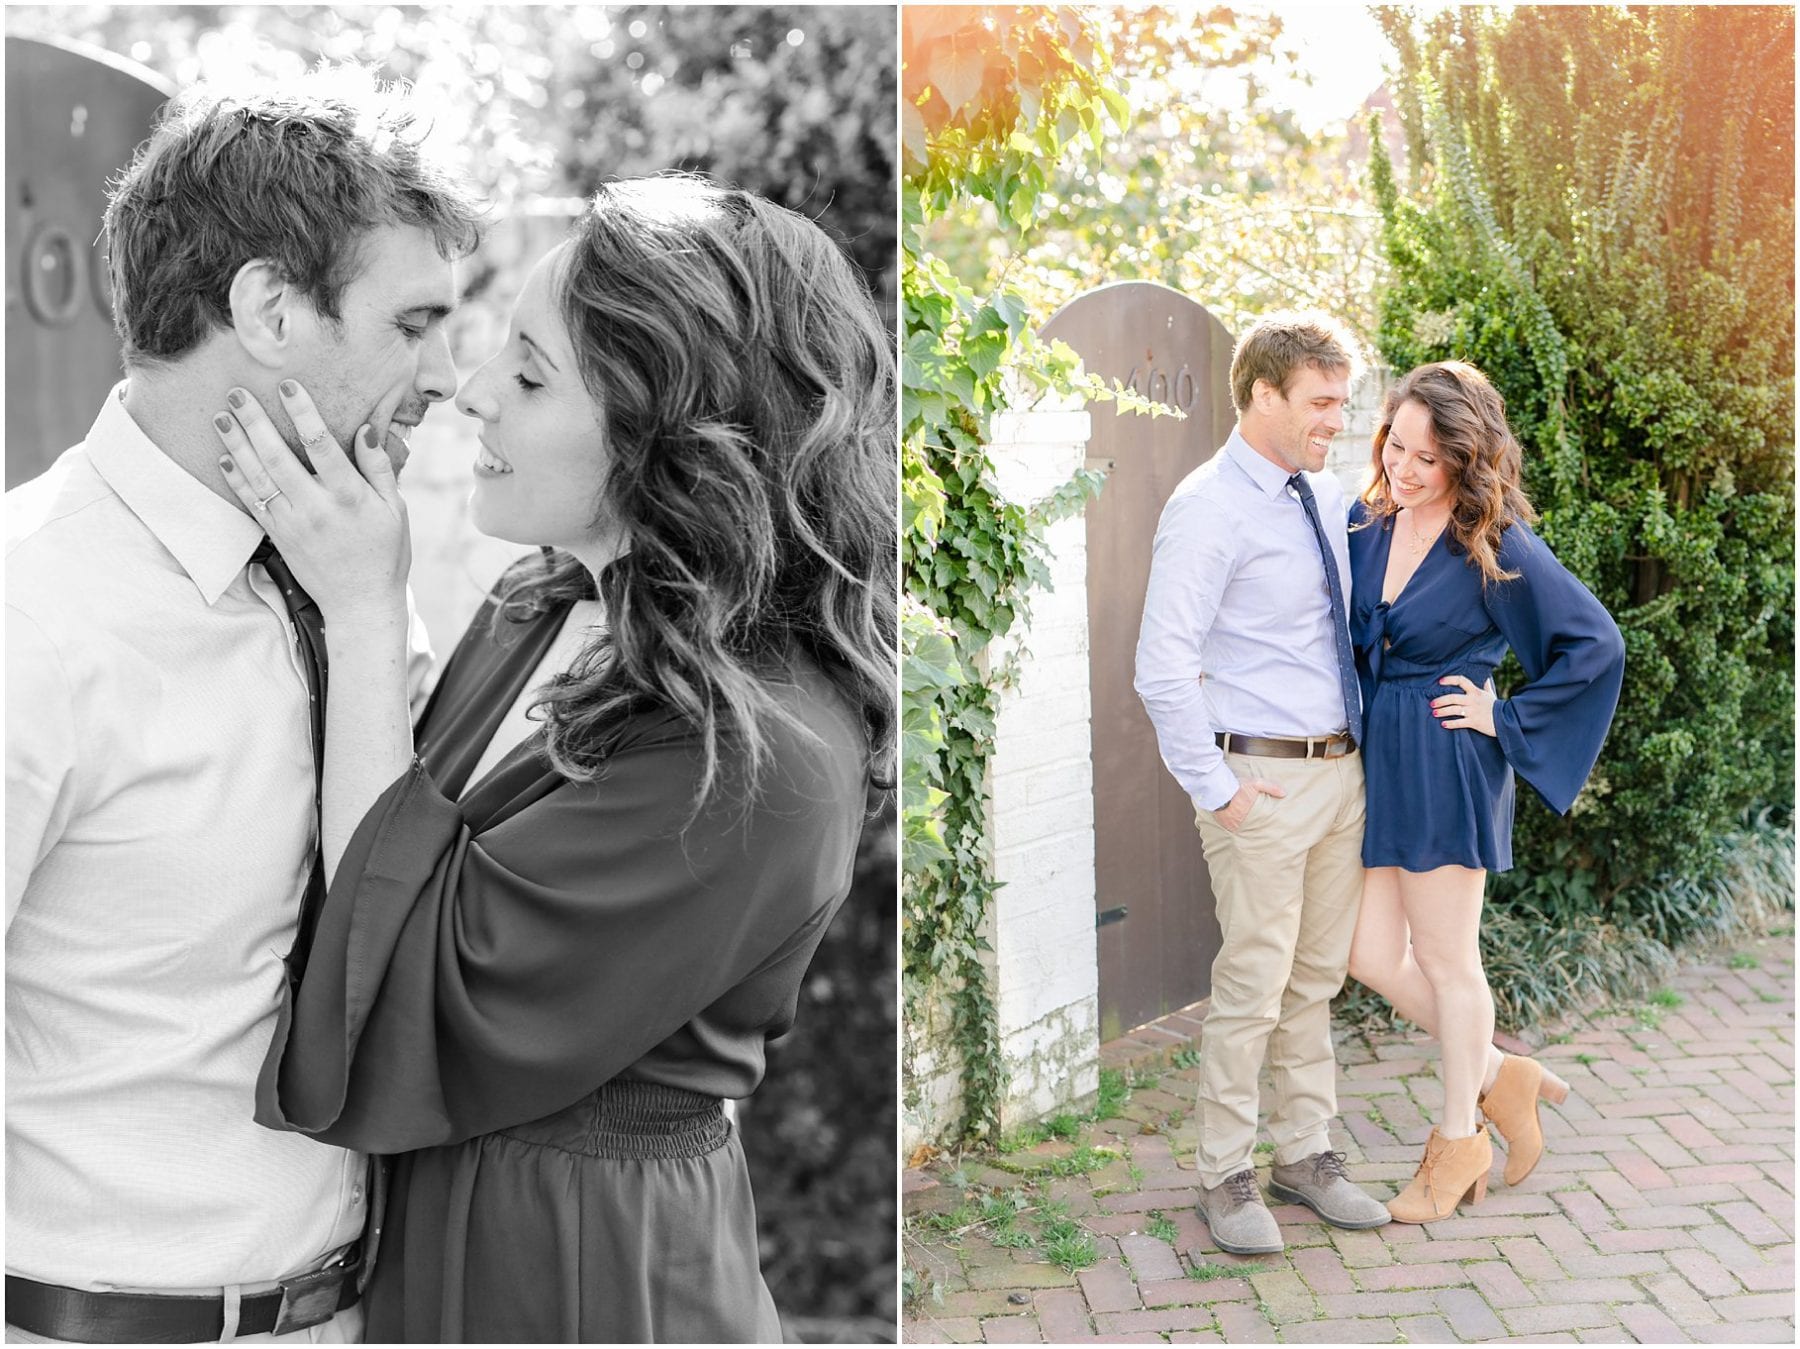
left=5, top=5, right=898, bottom=1343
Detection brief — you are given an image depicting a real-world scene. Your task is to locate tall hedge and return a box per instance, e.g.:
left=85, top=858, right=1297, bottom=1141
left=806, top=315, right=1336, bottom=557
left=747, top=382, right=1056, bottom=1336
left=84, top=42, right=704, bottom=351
left=1369, top=8, right=1793, bottom=939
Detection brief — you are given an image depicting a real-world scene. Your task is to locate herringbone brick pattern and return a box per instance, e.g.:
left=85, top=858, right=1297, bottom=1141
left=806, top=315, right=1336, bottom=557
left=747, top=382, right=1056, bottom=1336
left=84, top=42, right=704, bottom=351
left=902, top=931, right=1794, bottom=1343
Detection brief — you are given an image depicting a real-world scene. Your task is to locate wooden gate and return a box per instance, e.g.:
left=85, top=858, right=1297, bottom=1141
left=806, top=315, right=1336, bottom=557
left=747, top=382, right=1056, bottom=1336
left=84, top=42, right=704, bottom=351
left=1041, top=283, right=1236, bottom=1041
left=6, top=35, right=173, bottom=487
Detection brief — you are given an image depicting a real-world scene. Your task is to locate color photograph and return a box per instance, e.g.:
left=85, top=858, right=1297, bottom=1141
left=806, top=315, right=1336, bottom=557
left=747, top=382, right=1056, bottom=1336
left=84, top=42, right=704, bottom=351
left=901, top=6, right=1793, bottom=1343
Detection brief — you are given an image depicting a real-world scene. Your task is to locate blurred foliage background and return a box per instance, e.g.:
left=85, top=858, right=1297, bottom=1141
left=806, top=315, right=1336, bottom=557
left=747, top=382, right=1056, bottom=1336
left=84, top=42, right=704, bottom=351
left=921, top=5, right=1390, bottom=346
left=5, top=5, right=896, bottom=1338
left=902, top=3, right=1792, bottom=1077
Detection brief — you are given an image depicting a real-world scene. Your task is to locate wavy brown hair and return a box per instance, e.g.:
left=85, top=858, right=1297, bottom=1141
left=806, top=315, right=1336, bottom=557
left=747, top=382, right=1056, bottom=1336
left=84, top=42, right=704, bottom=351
left=1228, top=309, right=1366, bottom=414
left=104, top=66, right=482, bottom=367
left=1360, top=361, right=1538, bottom=585
left=495, top=176, right=895, bottom=809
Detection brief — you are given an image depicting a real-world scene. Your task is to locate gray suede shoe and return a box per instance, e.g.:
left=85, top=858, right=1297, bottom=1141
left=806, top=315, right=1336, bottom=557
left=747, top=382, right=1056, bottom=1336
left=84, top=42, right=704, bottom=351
left=1268, top=1150, right=1391, bottom=1229
left=1196, top=1168, right=1284, bottom=1254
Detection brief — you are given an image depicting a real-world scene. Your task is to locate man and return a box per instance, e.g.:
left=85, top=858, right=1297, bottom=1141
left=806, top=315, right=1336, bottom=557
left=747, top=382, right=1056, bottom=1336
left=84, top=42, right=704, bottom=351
left=1134, top=312, right=1388, bottom=1255
left=6, top=70, right=480, bottom=1342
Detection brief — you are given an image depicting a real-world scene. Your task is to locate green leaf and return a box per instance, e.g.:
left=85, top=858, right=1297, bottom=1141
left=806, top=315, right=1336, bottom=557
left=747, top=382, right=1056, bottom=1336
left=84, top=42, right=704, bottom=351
left=931, top=41, right=985, bottom=118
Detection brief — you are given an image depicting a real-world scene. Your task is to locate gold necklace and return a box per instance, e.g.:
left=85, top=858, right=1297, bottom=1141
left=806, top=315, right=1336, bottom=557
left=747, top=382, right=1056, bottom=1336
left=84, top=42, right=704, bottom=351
left=1405, top=509, right=1446, bottom=558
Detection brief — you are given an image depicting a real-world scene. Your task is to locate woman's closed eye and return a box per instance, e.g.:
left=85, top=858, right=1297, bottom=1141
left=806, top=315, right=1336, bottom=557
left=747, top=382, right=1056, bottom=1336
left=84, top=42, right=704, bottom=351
left=513, top=372, right=542, bottom=393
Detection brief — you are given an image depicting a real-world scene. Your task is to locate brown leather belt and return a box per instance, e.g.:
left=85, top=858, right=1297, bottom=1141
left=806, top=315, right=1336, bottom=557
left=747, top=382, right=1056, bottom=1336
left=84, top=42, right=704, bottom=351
left=5, top=1246, right=360, bottom=1343
left=1216, top=731, right=1356, bottom=760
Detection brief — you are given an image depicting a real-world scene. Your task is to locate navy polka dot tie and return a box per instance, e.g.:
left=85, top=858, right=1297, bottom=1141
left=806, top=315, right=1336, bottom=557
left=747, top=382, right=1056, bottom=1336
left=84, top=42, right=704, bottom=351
left=1287, top=474, right=1363, bottom=744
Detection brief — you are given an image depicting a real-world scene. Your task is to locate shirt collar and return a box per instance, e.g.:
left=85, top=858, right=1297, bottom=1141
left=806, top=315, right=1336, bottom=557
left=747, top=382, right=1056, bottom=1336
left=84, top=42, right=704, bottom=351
left=1224, top=427, right=1301, bottom=500
left=82, top=384, right=267, bottom=606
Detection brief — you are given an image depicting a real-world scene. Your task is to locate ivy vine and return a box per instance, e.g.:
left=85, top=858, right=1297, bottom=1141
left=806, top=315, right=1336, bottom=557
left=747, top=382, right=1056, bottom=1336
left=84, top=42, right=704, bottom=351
left=899, top=9, right=1169, bottom=1144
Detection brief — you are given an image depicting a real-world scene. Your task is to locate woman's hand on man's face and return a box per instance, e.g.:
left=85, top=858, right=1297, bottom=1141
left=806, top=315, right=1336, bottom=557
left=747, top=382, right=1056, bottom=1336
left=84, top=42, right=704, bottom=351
left=214, top=380, right=412, bottom=627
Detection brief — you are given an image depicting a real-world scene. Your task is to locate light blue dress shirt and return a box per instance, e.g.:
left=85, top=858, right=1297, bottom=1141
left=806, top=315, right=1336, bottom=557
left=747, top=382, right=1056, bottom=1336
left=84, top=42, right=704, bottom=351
left=1134, top=429, right=1357, bottom=811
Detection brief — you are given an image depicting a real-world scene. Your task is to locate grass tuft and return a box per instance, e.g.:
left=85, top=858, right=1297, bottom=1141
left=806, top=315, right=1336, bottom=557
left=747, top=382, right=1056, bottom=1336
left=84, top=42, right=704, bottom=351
left=917, top=1202, right=980, bottom=1234
left=1039, top=1218, right=1097, bottom=1271
left=1188, top=1261, right=1252, bottom=1281
left=1094, top=1067, right=1130, bottom=1119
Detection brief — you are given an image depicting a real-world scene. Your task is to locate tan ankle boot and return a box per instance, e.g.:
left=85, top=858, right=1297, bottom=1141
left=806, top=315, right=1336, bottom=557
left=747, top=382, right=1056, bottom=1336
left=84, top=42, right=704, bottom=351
left=1387, top=1126, right=1493, bottom=1223
left=1479, top=1054, right=1570, bottom=1185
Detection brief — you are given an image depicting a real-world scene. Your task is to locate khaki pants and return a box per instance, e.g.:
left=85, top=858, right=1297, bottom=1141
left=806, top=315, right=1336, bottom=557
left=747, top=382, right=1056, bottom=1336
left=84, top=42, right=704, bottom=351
left=1191, top=749, right=1366, bottom=1188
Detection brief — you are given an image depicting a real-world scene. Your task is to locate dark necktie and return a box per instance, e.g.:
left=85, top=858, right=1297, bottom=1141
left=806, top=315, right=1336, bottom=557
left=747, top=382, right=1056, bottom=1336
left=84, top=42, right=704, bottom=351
left=251, top=539, right=329, bottom=979
left=1286, top=473, right=1363, bottom=745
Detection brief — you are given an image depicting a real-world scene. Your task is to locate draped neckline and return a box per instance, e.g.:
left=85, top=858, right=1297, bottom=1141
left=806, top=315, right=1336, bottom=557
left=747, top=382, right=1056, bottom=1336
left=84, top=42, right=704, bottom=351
left=1378, top=510, right=1447, bottom=608
left=415, top=596, right=573, bottom=820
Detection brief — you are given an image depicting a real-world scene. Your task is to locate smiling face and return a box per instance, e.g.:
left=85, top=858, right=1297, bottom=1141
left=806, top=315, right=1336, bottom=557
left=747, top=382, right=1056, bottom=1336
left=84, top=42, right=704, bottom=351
left=288, top=224, right=461, bottom=474
left=455, top=245, right=617, bottom=563
left=1246, top=362, right=1350, bottom=474
left=1381, top=398, right=1453, bottom=514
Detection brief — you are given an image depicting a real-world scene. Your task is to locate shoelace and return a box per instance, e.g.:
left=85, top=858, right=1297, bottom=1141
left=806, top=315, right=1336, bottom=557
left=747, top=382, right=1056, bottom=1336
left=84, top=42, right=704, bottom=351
left=1411, top=1138, right=1447, bottom=1200
left=1223, top=1169, right=1261, bottom=1205
left=1311, top=1150, right=1351, bottom=1183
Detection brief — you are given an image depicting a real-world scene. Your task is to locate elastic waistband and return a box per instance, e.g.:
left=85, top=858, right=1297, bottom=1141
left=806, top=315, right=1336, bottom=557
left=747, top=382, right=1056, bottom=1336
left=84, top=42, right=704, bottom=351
left=500, top=1079, right=730, bottom=1159
left=1377, top=667, right=1494, bottom=691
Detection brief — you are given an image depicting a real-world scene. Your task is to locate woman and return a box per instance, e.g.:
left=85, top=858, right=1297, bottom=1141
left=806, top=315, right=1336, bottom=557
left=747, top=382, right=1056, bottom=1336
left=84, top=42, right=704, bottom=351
left=214, top=177, right=894, bottom=1340
left=1343, top=361, right=1624, bottom=1223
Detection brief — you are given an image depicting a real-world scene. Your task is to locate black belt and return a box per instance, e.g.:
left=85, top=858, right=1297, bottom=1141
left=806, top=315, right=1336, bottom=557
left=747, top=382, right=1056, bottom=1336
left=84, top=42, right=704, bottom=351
left=5, top=1247, right=360, bottom=1343
left=1216, top=731, right=1356, bottom=760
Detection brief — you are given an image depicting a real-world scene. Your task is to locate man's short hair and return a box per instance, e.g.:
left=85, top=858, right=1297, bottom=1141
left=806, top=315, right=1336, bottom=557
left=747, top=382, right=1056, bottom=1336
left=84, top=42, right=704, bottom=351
left=102, top=66, right=483, bottom=367
left=1228, top=310, right=1366, bottom=414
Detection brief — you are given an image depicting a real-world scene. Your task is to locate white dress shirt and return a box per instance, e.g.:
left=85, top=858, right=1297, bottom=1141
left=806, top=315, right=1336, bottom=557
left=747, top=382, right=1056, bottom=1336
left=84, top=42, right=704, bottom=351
left=1134, top=429, right=1356, bottom=811
left=5, top=387, right=432, bottom=1292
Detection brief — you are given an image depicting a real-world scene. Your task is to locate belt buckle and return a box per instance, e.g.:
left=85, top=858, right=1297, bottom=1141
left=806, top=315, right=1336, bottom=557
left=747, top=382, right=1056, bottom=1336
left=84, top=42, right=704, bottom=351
left=1322, top=736, right=1350, bottom=760
left=272, top=1264, right=346, bottom=1336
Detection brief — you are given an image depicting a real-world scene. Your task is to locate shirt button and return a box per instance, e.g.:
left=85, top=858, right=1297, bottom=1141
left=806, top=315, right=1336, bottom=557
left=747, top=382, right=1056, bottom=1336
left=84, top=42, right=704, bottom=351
left=353, top=1185, right=364, bottom=1204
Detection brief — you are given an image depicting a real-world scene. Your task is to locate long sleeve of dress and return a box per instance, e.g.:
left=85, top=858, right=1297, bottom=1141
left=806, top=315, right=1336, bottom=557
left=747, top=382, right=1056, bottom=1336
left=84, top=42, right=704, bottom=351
left=1482, top=521, right=1626, bottom=815
left=254, top=712, right=863, bottom=1153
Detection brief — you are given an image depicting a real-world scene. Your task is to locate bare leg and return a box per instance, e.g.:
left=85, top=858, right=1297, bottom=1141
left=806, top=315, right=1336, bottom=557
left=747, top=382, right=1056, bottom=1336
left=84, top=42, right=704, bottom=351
left=1348, top=868, right=1501, bottom=1093
left=1395, top=865, right=1492, bottom=1138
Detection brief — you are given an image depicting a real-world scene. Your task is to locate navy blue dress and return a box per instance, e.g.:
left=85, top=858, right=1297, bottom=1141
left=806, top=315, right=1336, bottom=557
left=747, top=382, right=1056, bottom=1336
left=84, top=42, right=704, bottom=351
left=1347, top=503, right=1625, bottom=872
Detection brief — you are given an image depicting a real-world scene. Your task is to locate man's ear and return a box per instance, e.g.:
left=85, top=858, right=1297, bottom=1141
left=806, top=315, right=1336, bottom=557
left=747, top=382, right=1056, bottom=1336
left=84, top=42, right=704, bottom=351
left=228, top=259, right=307, bottom=368
left=1250, top=377, right=1282, bottom=415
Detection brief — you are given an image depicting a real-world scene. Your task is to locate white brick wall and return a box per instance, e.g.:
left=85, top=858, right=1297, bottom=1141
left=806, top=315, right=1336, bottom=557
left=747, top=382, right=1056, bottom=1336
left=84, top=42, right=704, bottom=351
left=1329, top=366, right=1392, bottom=497
left=901, top=407, right=1106, bottom=1148
left=985, top=409, right=1102, bottom=1129
left=901, top=985, right=966, bottom=1150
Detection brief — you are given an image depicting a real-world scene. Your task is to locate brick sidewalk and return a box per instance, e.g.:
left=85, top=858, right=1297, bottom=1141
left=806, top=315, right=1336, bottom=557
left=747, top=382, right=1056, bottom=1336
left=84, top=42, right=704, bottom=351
left=902, top=929, right=1794, bottom=1343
